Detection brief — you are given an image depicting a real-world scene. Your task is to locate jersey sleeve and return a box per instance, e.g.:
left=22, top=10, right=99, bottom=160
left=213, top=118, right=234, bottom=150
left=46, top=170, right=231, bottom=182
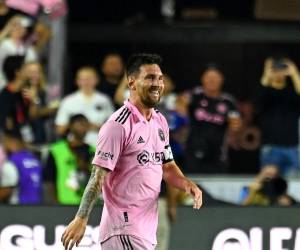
left=92, top=120, right=126, bottom=171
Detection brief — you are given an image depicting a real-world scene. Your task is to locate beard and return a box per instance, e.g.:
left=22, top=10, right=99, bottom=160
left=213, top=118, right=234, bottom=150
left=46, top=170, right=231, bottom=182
left=140, top=88, right=162, bottom=108
left=141, top=95, right=160, bottom=108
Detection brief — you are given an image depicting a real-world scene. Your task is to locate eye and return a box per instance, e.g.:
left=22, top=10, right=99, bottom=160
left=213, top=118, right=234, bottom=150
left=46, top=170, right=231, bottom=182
left=145, top=75, right=155, bottom=80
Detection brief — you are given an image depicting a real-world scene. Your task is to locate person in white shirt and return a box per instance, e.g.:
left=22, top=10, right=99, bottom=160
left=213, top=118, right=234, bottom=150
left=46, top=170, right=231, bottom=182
left=0, top=145, right=18, bottom=204
left=0, top=15, right=38, bottom=90
left=55, top=67, right=114, bottom=146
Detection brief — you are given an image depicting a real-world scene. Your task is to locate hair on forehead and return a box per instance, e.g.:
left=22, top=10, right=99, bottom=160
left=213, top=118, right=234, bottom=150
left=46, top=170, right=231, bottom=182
left=126, top=53, right=162, bottom=77
left=76, top=66, right=99, bottom=78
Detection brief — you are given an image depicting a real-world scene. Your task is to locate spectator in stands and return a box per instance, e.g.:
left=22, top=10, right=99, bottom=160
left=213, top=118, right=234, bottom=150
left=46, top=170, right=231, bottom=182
left=0, top=15, right=38, bottom=89
left=0, top=55, right=36, bottom=143
left=1, top=129, right=42, bottom=204
left=22, top=61, right=58, bottom=144
left=166, top=93, right=189, bottom=169
left=228, top=101, right=261, bottom=174
left=114, top=73, right=130, bottom=106
left=239, top=164, right=279, bottom=204
left=186, top=63, right=242, bottom=173
left=242, top=164, right=296, bottom=206
left=157, top=74, right=177, bottom=115
left=0, top=143, right=18, bottom=203
left=99, top=52, right=124, bottom=106
left=44, top=114, right=95, bottom=204
left=55, top=66, right=114, bottom=146
left=256, top=57, right=300, bottom=176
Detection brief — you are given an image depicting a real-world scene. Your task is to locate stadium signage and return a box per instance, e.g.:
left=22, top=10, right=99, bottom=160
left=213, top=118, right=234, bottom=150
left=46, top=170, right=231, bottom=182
left=212, top=227, right=300, bottom=250
left=0, top=224, right=100, bottom=250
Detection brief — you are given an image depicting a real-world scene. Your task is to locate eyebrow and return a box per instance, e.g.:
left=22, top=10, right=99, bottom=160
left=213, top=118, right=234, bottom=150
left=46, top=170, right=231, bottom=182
left=145, top=73, right=163, bottom=78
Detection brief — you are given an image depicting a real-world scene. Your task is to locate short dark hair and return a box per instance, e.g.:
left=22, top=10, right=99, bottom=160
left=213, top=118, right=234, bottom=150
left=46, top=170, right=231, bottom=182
left=3, top=55, right=25, bottom=82
left=126, top=53, right=162, bottom=77
left=69, top=114, right=88, bottom=125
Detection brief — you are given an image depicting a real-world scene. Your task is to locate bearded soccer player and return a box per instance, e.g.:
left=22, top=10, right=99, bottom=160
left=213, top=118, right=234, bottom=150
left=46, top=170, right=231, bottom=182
left=61, top=53, right=203, bottom=250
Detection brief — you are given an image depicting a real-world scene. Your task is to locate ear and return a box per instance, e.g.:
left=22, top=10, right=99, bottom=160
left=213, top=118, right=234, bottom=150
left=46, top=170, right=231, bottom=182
left=128, top=75, right=136, bottom=90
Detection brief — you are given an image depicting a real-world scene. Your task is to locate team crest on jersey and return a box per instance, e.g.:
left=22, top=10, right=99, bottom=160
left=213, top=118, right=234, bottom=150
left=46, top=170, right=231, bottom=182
left=216, top=103, right=228, bottom=114
left=158, top=128, right=165, bottom=142
left=200, top=99, right=208, bottom=107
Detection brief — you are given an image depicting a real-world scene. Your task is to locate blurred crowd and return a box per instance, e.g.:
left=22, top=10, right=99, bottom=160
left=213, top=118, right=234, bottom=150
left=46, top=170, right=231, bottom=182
left=1, top=7, right=300, bottom=208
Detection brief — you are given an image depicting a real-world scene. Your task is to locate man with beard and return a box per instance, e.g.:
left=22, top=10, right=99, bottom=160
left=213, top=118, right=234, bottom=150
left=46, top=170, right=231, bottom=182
left=61, top=53, right=202, bottom=250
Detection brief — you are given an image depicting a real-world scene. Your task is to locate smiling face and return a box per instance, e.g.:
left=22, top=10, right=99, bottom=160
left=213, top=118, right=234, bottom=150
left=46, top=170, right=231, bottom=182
left=129, top=64, right=164, bottom=108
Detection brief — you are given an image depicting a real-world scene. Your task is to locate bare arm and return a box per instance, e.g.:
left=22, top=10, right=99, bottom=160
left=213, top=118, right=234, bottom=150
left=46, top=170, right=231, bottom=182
left=261, top=58, right=273, bottom=86
left=75, top=166, right=107, bottom=220
left=0, top=187, right=14, bottom=201
left=114, top=75, right=129, bottom=106
left=61, top=165, right=108, bottom=250
left=166, top=184, right=180, bottom=222
left=163, top=161, right=202, bottom=209
left=55, top=125, right=69, bottom=136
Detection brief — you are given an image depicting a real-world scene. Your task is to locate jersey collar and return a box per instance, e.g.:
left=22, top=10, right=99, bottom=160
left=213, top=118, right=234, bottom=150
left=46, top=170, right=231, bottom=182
left=124, top=100, right=158, bottom=122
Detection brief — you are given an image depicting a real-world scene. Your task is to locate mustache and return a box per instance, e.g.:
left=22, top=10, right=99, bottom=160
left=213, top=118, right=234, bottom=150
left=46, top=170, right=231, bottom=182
left=149, top=86, right=162, bottom=91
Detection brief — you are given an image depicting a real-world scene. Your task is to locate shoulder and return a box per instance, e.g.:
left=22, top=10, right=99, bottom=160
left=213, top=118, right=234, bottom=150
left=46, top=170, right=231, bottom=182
left=94, top=91, right=112, bottom=102
left=50, top=140, right=68, bottom=150
left=220, top=92, right=237, bottom=104
left=60, top=92, right=79, bottom=106
left=154, top=108, right=169, bottom=128
left=191, top=86, right=204, bottom=95
left=110, top=105, right=132, bottom=126
left=0, top=39, right=12, bottom=48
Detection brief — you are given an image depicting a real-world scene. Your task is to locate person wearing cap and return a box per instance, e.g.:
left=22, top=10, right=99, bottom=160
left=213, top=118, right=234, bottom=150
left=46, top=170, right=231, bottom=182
left=0, top=15, right=37, bottom=90
left=256, top=56, right=300, bottom=176
left=186, top=63, right=242, bottom=173
left=44, top=114, right=95, bottom=204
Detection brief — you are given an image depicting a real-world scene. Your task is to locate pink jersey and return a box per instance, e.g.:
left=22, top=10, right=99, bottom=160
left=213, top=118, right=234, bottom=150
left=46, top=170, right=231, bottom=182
left=92, top=100, right=173, bottom=245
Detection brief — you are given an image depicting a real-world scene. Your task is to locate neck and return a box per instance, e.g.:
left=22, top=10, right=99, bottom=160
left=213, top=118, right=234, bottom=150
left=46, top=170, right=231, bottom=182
left=10, top=144, right=24, bottom=153
left=271, top=80, right=286, bottom=89
left=7, top=80, right=22, bottom=92
left=68, top=135, right=84, bottom=147
left=105, top=76, right=119, bottom=84
left=129, top=98, right=152, bottom=121
left=10, top=36, right=22, bottom=44
left=80, top=89, right=94, bottom=97
left=203, top=89, right=221, bottom=98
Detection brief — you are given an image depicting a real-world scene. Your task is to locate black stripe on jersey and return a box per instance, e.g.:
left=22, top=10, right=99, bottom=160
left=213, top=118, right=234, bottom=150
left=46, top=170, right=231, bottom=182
left=122, top=236, right=133, bottom=250
left=115, top=107, right=129, bottom=123
left=125, top=236, right=134, bottom=250
left=119, top=235, right=127, bottom=250
left=119, top=110, right=131, bottom=124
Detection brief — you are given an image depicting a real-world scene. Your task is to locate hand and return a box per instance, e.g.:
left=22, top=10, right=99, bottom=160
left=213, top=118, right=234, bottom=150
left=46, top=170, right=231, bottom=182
left=61, top=216, right=87, bottom=250
left=264, top=58, right=273, bottom=70
left=184, top=180, right=202, bottom=209
left=22, top=87, right=38, bottom=102
left=284, top=59, right=298, bottom=75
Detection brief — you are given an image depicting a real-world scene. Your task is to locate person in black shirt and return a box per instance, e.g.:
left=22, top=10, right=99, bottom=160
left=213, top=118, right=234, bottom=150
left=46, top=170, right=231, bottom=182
left=0, top=55, right=34, bottom=141
left=257, top=57, right=300, bottom=176
left=186, top=64, right=241, bottom=173
left=98, top=53, right=124, bottom=107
